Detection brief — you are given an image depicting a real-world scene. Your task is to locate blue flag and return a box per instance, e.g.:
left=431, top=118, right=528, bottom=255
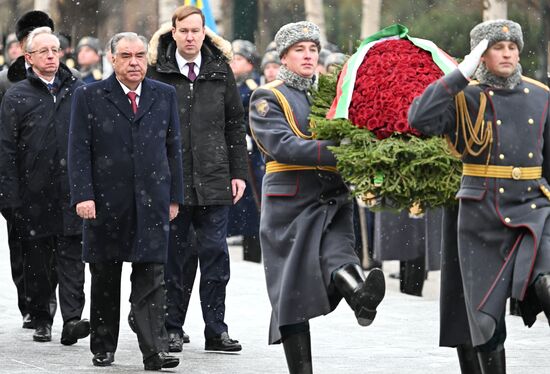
left=184, top=0, right=217, bottom=33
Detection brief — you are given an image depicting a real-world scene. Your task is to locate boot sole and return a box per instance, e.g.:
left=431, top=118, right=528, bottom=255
left=354, top=268, right=386, bottom=326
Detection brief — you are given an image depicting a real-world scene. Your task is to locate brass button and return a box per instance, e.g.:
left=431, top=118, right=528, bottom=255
left=528, top=186, right=532, bottom=191
left=511, top=167, right=522, bottom=179
left=531, top=203, right=537, bottom=209
left=528, top=152, right=534, bottom=158
left=499, top=187, right=504, bottom=193
left=505, top=217, right=511, bottom=223
left=499, top=154, right=505, bottom=160
left=496, top=120, right=502, bottom=125
left=489, top=90, right=494, bottom=96
left=524, top=87, right=530, bottom=94
left=528, top=118, right=534, bottom=125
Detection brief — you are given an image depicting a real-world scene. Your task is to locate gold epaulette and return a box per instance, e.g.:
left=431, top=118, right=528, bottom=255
left=245, top=78, right=258, bottom=90
left=469, top=79, right=480, bottom=86
left=92, top=69, right=103, bottom=80
left=522, top=76, right=549, bottom=92
left=259, top=79, right=283, bottom=90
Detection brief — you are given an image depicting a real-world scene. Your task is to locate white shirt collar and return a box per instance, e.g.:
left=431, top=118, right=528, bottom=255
left=116, top=78, right=142, bottom=104
left=175, top=49, right=202, bottom=76
left=38, top=75, right=56, bottom=85
left=117, top=78, right=142, bottom=96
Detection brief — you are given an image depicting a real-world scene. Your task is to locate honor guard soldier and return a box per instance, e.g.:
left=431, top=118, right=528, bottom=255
left=228, top=39, right=264, bottom=262
left=250, top=21, right=386, bottom=374
left=76, top=36, right=103, bottom=83
left=409, top=19, right=550, bottom=373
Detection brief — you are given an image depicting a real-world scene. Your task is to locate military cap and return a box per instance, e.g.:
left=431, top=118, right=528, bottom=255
left=57, top=33, right=70, bottom=50
left=275, top=21, right=321, bottom=58
left=470, top=19, right=523, bottom=52
left=15, top=10, right=54, bottom=41
left=77, top=36, right=101, bottom=55
left=261, top=50, right=281, bottom=71
left=5, top=33, right=18, bottom=48
left=264, top=40, right=277, bottom=53
left=318, top=49, right=331, bottom=68
left=232, top=39, right=258, bottom=64
left=324, top=52, right=346, bottom=70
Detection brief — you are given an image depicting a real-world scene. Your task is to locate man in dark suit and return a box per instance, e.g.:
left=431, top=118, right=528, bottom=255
left=68, top=32, right=183, bottom=370
left=147, top=5, right=247, bottom=353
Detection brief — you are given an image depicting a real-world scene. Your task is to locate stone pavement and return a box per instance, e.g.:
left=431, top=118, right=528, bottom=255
left=0, top=221, right=548, bottom=373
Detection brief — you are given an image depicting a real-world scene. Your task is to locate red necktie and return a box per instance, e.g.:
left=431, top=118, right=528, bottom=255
left=187, top=62, right=196, bottom=82
left=127, top=91, right=138, bottom=114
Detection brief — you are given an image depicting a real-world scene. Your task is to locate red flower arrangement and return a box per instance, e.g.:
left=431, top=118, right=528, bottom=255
left=348, top=39, right=444, bottom=139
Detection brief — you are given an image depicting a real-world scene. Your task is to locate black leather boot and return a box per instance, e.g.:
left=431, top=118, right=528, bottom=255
left=282, top=331, right=312, bottom=374
left=534, top=274, right=550, bottom=323
left=400, top=256, right=425, bottom=296
left=333, top=263, right=385, bottom=326
left=477, top=345, right=506, bottom=374
left=456, top=343, right=482, bottom=374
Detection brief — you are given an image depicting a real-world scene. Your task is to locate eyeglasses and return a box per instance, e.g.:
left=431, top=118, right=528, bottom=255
left=28, top=47, right=60, bottom=56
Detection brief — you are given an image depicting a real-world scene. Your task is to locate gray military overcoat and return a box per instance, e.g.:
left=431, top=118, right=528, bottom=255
left=409, top=69, right=550, bottom=346
left=250, top=80, right=360, bottom=344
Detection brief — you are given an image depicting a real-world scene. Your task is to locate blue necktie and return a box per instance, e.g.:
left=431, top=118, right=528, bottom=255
left=47, top=82, right=57, bottom=95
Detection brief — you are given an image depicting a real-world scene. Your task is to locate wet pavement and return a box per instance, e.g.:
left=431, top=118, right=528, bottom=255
left=0, top=222, right=548, bottom=373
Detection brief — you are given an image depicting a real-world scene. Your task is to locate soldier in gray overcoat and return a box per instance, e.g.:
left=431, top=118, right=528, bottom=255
left=409, top=19, right=550, bottom=373
left=249, top=21, right=385, bottom=374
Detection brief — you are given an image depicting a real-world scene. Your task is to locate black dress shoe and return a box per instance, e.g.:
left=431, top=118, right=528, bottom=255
left=33, top=323, right=52, bottom=342
left=205, top=332, right=242, bottom=352
left=168, top=332, right=183, bottom=352
left=92, top=352, right=115, bottom=367
left=143, top=352, right=179, bottom=370
left=61, top=318, right=91, bottom=345
left=182, top=330, right=190, bottom=343
left=22, top=314, right=34, bottom=329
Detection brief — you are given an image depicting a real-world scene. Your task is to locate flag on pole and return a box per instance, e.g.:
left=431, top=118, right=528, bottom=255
left=184, top=0, right=218, bottom=33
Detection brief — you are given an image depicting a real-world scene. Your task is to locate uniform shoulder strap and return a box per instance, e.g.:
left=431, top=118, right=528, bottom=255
left=269, top=86, right=312, bottom=140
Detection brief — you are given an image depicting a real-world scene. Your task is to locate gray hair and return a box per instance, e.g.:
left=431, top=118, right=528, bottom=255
left=25, top=26, right=59, bottom=52
left=110, top=32, right=148, bottom=55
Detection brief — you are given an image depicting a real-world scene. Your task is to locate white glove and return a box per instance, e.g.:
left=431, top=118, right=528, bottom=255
left=246, top=134, right=254, bottom=152
left=457, top=39, right=489, bottom=79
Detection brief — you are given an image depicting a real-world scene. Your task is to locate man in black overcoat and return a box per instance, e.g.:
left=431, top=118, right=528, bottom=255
left=0, top=26, right=89, bottom=345
left=68, top=32, right=183, bottom=370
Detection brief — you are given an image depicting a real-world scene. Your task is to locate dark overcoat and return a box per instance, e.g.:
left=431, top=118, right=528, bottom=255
left=373, top=208, right=442, bottom=271
left=227, top=72, right=263, bottom=236
left=0, top=64, right=83, bottom=238
left=147, top=24, right=247, bottom=206
left=68, top=74, right=184, bottom=263
left=250, top=80, right=359, bottom=344
left=409, top=69, right=550, bottom=346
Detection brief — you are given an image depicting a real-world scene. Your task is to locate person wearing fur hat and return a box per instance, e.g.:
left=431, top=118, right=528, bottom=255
left=249, top=21, right=386, bottom=374
left=409, top=19, right=550, bottom=373
left=227, top=39, right=263, bottom=263
left=261, top=50, right=281, bottom=84
left=147, top=5, right=246, bottom=354
left=76, top=36, right=103, bottom=84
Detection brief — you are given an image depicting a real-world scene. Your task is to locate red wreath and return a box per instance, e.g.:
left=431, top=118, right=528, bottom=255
left=348, top=39, right=444, bottom=140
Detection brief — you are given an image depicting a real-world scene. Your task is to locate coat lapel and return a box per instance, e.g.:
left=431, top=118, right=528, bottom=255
left=134, top=78, right=156, bottom=122
left=104, top=74, right=135, bottom=122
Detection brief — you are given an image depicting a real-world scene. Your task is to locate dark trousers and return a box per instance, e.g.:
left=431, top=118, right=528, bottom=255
left=165, top=205, right=230, bottom=339
left=89, top=262, right=168, bottom=359
left=22, top=234, right=84, bottom=325
left=4, top=213, right=27, bottom=317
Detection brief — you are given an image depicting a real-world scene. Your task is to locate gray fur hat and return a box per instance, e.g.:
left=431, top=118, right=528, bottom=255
left=470, top=19, right=523, bottom=52
left=77, top=36, right=101, bottom=55
left=275, top=21, right=321, bottom=58
left=231, top=39, right=258, bottom=64
left=261, top=50, right=281, bottom=70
